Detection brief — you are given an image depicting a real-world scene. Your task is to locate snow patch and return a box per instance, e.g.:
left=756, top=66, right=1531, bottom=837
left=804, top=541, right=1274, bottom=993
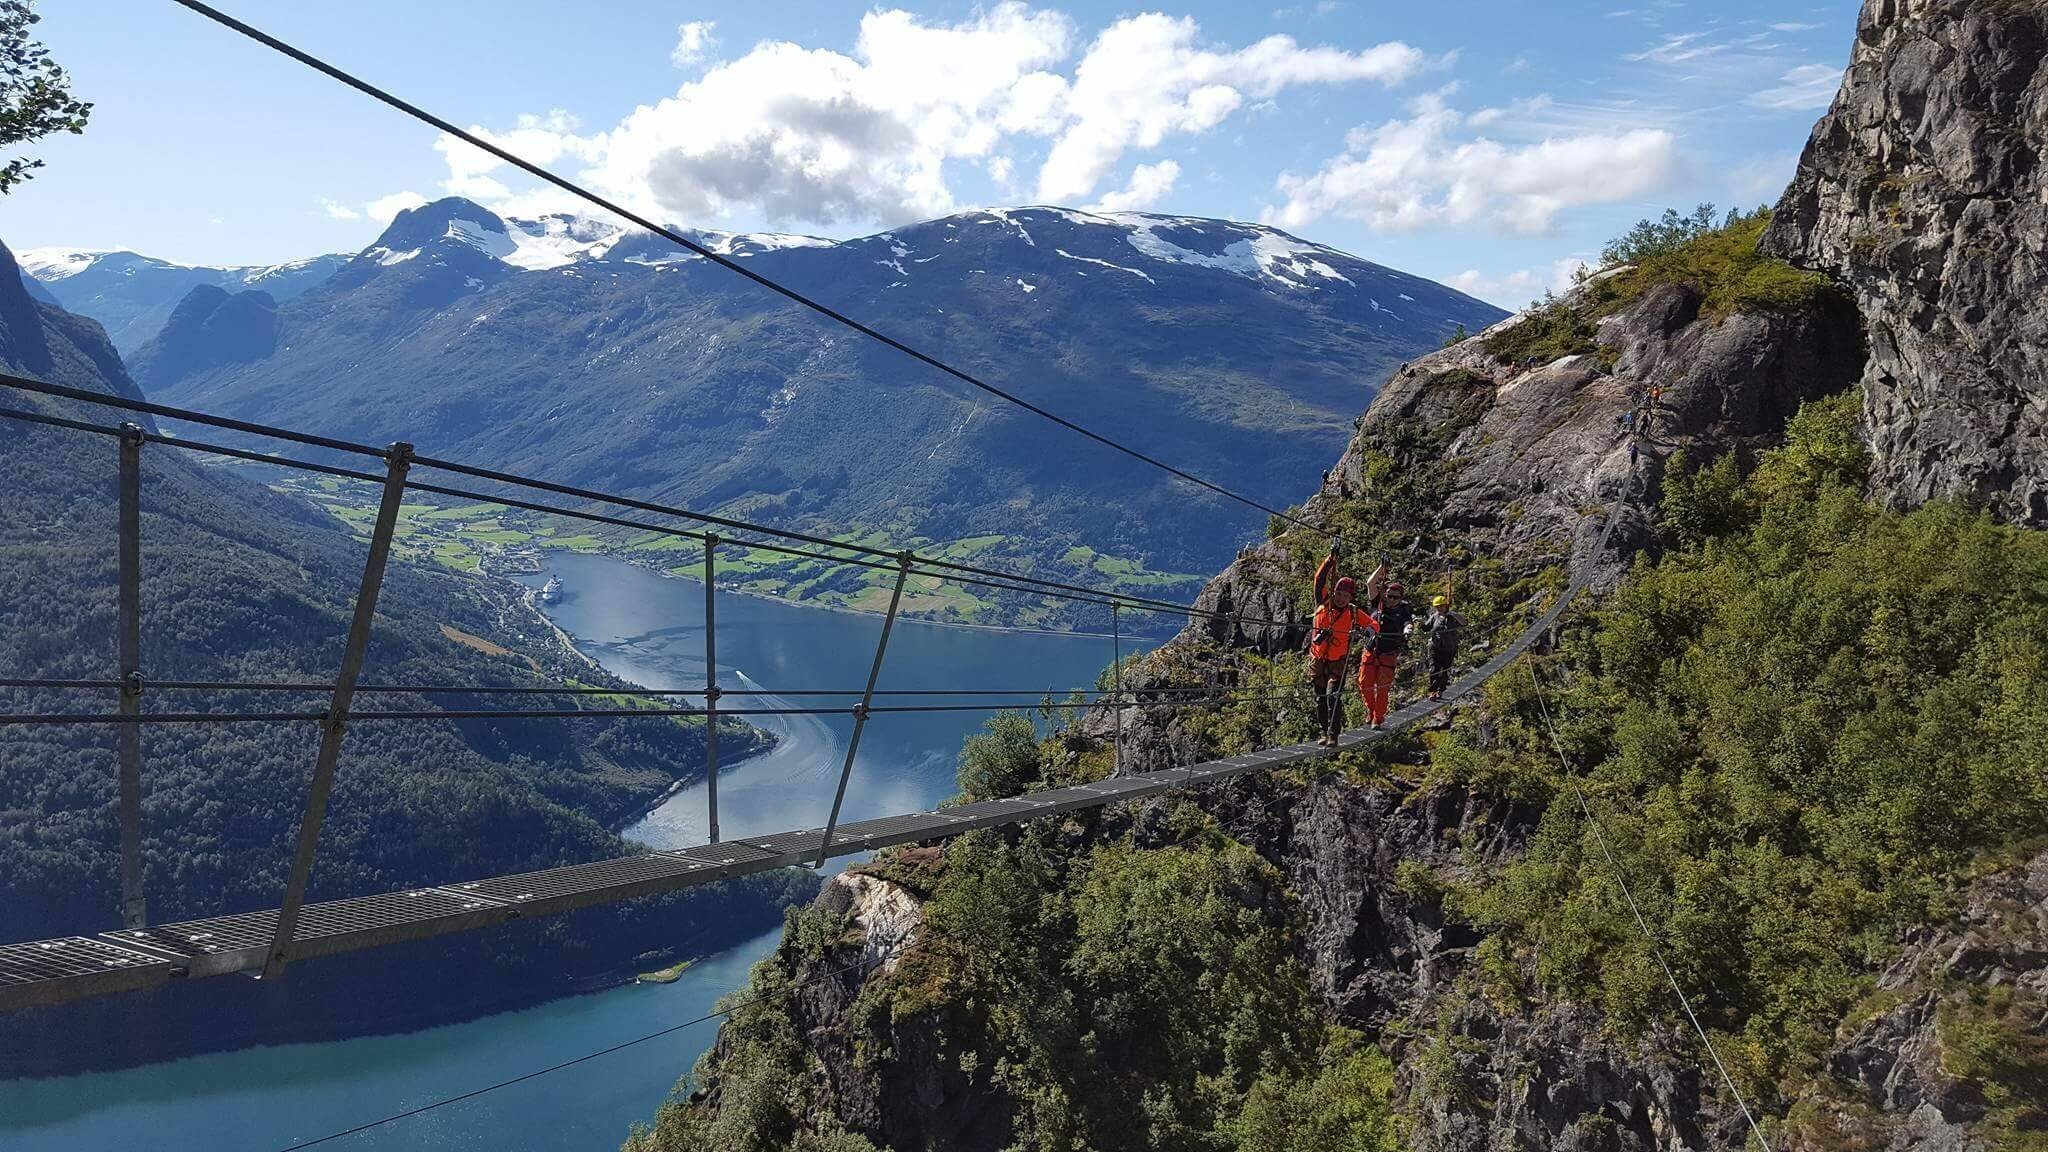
left=17, top=249, right=112, bottom=281
left=367, top=247, right=420, bottom=266
left=1114, top=216, right=1359, bottom=290
left=1016, top=279, right=1036, bottom=293
left=1054, top=248, right=1155, bottom=284
left=983, top=209, right=1037, bottom=247
left=443, top=217, right=517, bottom=260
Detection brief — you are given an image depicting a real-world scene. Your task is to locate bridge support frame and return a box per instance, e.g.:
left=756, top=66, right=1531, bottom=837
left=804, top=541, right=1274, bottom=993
left=116, top=423, right=148, bottom=930
left=815, top=553, right=911, bottom=867
left=703, top=534, right=720, bottom=844
left=262, top=442, right=413, bottom=979
left=1111, top=603, right=1123, bottom=777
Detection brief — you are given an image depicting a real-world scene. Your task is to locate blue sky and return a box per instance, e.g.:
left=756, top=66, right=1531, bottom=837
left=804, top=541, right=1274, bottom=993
left=7, top=0, right=1856, bottom=307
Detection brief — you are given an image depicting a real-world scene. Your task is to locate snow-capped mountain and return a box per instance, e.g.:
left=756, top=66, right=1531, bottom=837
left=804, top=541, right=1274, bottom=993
left=101, top=197, right=1506, bottom=593
left=18, top=249, right=348, bottom=353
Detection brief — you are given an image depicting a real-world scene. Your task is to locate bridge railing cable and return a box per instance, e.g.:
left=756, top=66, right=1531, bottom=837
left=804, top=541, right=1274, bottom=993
left=0, top=373, right=1308, bottom=631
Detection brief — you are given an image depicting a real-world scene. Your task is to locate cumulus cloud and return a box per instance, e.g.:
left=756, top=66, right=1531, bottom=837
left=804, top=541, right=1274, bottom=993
left=1262, top=90, right=1677, bottom=234
left=423, top=3, right=1421, bottom=231
left=1037, top=15, right=1422, bottom=203
left=1089, top=159, right=1181, bottom=212
left=1447, top=257, right=1588, bottom=308
left=1747, top=63, right=1841, bottom=111
left=366, top=191, right=429, bottom=223
left=672, top=21, right=718, bottom=67
left=317, top=198, right=361, bottom=221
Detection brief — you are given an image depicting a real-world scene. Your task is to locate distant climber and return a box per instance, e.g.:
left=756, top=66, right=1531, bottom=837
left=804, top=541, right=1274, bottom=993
left=1424, top=594, right=1463, bottom=701
left=1357, top=561, right=1413, bottom=728
left=1306, top=549, right=1374, bottom=747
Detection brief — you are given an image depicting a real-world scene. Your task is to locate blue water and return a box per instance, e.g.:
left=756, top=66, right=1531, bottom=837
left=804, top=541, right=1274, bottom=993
left=0, top=553, right=1126, bottom=1152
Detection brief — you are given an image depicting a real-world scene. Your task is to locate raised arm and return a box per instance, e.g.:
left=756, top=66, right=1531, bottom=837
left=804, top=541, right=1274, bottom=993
left=1313, top=550, right=1338, bottom=605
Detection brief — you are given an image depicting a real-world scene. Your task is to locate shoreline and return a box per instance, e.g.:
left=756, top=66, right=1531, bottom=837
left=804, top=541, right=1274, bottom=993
left=540, top=546, right=1169, bottom=643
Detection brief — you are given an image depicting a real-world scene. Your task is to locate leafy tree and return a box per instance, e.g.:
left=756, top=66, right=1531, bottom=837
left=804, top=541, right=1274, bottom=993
left=1600, top=203, right=1724, bottom=267
left=2, top=0, right=90, bottom=194
left=956, top=710, right=1044, bottom=802
left=1656, top=449, right=1751, bottom=549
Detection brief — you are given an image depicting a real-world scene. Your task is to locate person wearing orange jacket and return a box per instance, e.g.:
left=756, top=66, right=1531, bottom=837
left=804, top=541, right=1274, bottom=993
left=1306, top=549, right=1375, bottom=747
left=1356, top=560, right=1413, bottom=727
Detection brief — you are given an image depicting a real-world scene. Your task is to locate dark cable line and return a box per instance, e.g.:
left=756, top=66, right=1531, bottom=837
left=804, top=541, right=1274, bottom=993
left=271, top=944, right=905, bottom=1151
left=1524, top=661, right=1770, bottom=1151
left=0, top=678, right=1261, bottom=699
left=0, top=382, right=1315, bottom=630
left=167, top=0, right=1348, bottom=546
left=0, top=691, right=1301, bottom=726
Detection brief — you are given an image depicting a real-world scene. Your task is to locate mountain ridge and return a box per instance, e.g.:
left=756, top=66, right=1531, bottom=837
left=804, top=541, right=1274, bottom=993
left=114, top=198, right=1503, bottom=629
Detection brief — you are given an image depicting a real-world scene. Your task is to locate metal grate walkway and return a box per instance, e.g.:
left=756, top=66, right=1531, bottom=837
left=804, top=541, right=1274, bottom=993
left=0, top=494, right=1621, bottom=1014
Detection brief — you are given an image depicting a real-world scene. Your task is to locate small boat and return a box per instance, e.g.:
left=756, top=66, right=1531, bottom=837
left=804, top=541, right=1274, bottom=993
left=539, top=575, right=563, bottom=603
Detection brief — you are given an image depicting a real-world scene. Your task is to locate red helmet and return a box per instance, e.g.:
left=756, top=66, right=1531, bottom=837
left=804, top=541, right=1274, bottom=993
left=1334, top=577, right=1356, bottom=595
left=1386, top=581, right=1406, bottom=596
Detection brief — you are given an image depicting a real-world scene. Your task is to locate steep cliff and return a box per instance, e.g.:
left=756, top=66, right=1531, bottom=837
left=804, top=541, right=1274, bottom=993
left=1764, top=0, right=2048, bottom=525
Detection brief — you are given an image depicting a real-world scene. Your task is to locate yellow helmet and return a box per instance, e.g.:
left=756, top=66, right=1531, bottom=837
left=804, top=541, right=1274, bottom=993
left=1430, top=595, right=1448, bottom=609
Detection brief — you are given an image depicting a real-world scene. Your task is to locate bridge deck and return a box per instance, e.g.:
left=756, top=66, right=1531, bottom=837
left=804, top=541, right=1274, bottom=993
left=0, top=501, right=1612, bottom=1014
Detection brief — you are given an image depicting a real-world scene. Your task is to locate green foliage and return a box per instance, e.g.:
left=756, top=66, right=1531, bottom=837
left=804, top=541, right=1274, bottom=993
left=1235, top=1028, right=1404, bottom=1152
left=1441, top=322, right=1469, bottom=348
left=1481, top=292, right=1601, bottom=365
left=1656, top=449, right=1752, bottom=549
left=1445, top=392, right=2048, bottom=1089
left=1600, top=203, right=1727, bottom=267
left=956, top=711, right=1047, bottom=802
left=1937, top=987, right=2048, bottom=1149
left=657, top=706, right=1380, bottom=1152
left=1, top=1, right=90, bottom=193
left=1594, top=206, right=1839, bottom=321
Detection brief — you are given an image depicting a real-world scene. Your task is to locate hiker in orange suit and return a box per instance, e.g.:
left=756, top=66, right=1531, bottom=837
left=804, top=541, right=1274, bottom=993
left=1357, top=560, right=1414, bottom=728
left=1306, top=549, right=1375, bottom=747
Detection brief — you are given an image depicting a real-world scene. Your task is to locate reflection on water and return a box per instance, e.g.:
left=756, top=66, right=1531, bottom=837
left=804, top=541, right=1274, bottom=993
left=0, top=552, right=1126, bottom=1151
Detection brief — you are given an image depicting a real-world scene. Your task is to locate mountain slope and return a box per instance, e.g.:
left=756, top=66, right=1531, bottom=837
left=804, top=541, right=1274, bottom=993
left=0, top=238, right=804, bottom=1072
left=131, top=201, right=1502, bottom=620
left=18, top=248, right=346, bottom=354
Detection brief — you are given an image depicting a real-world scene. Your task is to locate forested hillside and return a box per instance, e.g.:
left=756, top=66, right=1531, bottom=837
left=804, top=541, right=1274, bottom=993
left=0, top=238, right=811, bottom=1071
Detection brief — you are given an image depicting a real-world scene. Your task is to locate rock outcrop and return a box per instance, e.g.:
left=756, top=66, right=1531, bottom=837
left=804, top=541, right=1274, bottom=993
left=1179, top=266, right=1861, bottom=664
left=1764, top=0, right=2048, bottom=526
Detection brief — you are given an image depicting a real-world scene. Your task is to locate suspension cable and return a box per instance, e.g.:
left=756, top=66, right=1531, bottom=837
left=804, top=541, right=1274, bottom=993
left=271, top=943, right=905, bottom=1151
left=163, top=0, right=1349, bottom=546
left=1524, top=661, right=1770, bottom=1151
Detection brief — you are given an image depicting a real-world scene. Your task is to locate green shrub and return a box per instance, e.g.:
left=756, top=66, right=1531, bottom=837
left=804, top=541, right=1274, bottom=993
left=1481, top=292, right=1601, bottom=364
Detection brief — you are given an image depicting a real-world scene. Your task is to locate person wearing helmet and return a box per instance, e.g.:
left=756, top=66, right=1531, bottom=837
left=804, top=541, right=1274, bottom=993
left=1357, top=560, right=1412, bottom=727
left=1424, top=593, right=1464, bottom=701
left=1306, top=548, right=1375, bottom=747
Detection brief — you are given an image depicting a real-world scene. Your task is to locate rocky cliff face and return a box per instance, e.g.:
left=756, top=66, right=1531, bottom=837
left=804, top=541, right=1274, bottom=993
left=1179, top=267, right=1862, bottom=663
left=1764, top=0, right=2048, bottom=526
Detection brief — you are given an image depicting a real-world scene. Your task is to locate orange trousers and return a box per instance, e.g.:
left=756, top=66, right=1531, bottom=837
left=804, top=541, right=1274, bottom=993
left=1357, top=651, right=1398, bottom=725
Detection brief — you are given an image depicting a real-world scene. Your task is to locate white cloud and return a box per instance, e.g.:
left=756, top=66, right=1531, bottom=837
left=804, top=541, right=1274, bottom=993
left=366, top=191, right=429, bottom=223
left=1747, top=63, right=1841, bottom=111
left=1036, top=15, right=1422, bottom=203
left=317, top=198, right=361, bottom=221
left=672, top=20, right=718, bottom=67
left=1768, top=22, right=1821, bottom=32
left=421, top=4, right=1423, bottom=232
left=1089, top=159, right=1181, bottom=211
left=1262, top=90, right=1678, bottom=235
left=1447, top=257, right=1589, bottom=308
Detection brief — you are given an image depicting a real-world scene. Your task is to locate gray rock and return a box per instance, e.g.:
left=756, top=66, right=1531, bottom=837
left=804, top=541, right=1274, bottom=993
left=1764, top=0, right=2048, bottom=526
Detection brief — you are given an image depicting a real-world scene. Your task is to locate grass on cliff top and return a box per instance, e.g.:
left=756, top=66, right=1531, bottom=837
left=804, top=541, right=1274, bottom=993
left=1483, top=205, right=1840, bottom=365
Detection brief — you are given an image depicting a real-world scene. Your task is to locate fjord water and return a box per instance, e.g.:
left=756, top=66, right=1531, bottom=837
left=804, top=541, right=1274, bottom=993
left=0, top=552, right=1128, bottom=1151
